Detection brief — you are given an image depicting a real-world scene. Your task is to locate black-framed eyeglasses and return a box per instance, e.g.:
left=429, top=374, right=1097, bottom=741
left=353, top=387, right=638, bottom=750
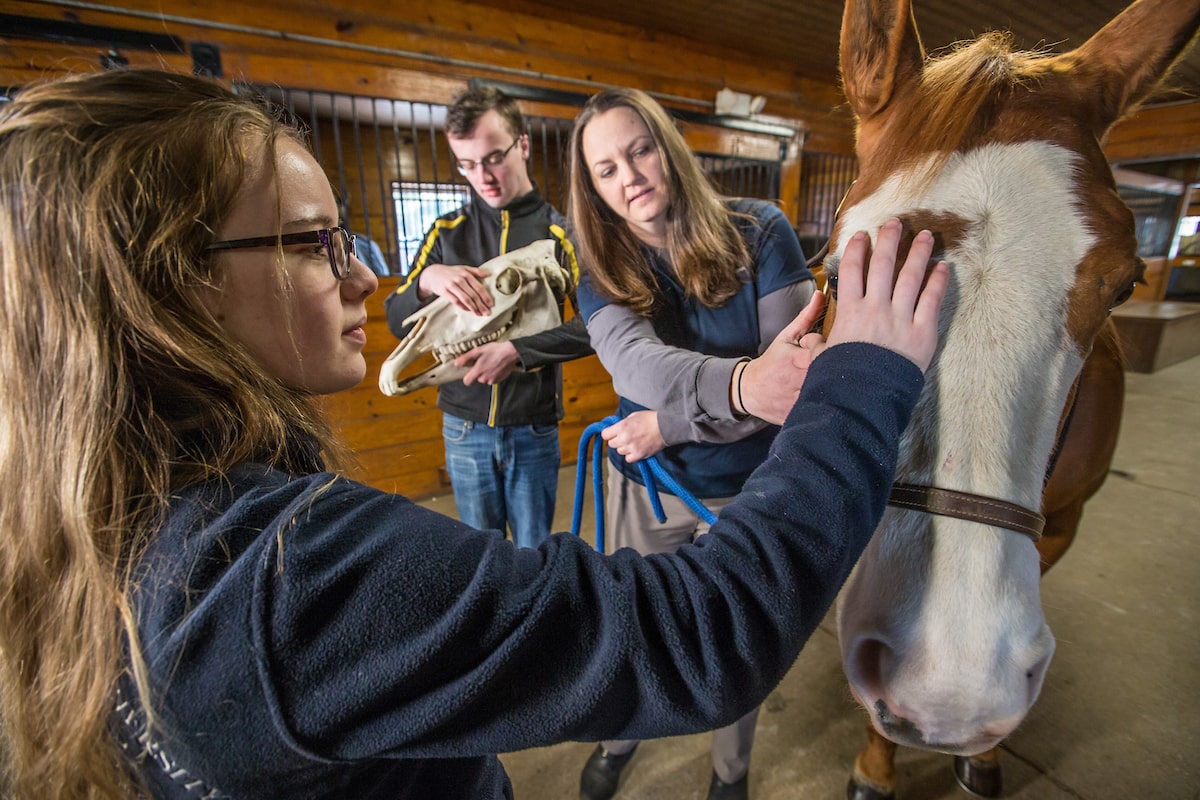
left=205, top=227, right=356, bottom=280
left=455, top=139, right=520, bottom=176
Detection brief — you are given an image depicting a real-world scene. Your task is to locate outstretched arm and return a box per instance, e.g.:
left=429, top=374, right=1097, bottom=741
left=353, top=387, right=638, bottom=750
left=822, top=221, right=946, bottom=369
left=148, top=216, right=948, bottom=768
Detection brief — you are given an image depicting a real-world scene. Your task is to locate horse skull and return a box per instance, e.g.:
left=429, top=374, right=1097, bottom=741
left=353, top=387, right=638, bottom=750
left=378, top=239, right=568, bottom=396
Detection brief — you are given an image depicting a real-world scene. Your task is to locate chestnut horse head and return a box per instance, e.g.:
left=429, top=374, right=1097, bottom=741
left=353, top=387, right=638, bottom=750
left=831, top=0, right=1200, bottom=756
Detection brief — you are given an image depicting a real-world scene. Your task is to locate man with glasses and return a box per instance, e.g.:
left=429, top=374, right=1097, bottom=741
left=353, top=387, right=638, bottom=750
left=385, top=87, right=592, bottom=550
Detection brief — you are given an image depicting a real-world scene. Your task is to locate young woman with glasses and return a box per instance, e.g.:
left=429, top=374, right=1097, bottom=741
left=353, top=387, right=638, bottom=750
left=0, top=69, right=945, bottom=800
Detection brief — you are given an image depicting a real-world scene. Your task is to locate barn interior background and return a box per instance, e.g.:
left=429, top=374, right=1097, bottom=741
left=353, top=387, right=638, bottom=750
left=3, top=0, right=1198, bottom=496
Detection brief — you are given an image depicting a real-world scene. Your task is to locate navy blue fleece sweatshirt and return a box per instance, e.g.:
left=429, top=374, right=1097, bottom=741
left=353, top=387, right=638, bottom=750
left=118, top=342, right=922, bottom=798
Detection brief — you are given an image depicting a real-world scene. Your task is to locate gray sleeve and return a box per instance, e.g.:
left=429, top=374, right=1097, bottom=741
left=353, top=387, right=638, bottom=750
left=656, top=407, right=766, bottom=447
left=756, top=279, right=816, bottom=351
left=657, top=279, right=815, bottom=444
left=586, top=304, right=744, bottom=423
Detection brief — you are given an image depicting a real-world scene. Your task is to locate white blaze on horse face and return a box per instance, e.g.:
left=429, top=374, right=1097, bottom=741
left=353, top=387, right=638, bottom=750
left=378, top=240, right=567, bottom=396
left=836, top=140, right=1094, bottom=755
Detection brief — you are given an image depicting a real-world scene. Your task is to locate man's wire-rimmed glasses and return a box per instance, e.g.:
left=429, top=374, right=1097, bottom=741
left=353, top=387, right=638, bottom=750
left=455, top=139, right=520, bottom=177
left=205, top=227, right=357, bottom=280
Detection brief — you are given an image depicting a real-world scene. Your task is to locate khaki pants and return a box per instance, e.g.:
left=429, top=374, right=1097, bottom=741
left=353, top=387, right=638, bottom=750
left=600, top=467, right=758, bottom=784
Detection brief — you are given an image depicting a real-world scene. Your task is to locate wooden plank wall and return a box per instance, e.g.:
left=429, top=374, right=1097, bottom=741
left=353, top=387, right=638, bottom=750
left=1104, top=102, right=1200, bottom=164
left=0, top=0, right=851, bottom=138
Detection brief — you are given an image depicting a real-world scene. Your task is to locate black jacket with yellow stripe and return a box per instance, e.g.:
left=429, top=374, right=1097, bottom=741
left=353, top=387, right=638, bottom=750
left=384, top=188, right=592, bottom=427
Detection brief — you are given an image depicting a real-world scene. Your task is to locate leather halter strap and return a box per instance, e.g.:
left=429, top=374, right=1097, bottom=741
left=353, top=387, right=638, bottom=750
left=884, top=365, right=1083, bottom=544
left=888, top=483, right=1044, bottom=542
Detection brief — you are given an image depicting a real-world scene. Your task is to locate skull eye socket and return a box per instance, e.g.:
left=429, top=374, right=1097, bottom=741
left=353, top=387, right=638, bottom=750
left=495, top=267, right=522, bottom=295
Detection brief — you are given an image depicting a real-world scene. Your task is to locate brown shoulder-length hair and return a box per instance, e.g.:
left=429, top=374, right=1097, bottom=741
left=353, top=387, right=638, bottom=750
left=0, top=69, right=343, bottom=800
left=567, top=88, right=750, bottom=316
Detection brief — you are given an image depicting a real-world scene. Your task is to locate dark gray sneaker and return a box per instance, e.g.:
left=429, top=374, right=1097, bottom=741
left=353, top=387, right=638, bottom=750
left=707, top=771, right=748, bottom=800
left=579, top=744, right=638, bottom=800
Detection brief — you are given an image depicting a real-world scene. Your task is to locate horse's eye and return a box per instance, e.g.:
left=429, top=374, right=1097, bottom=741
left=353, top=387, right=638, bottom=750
left=1109, top=280, right=1136, bottom=314
left=1109, top=258, right=1147, bottom=314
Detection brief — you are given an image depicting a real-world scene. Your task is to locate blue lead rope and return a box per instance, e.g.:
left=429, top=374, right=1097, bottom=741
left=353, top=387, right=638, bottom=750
left=571, top=415, right=717, bottom=553
left=571, top=416, right=617, bottom=551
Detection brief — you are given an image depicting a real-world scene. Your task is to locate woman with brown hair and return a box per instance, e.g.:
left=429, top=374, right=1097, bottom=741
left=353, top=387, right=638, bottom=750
left=0, top=69, right=944, bottom=800
left=567, top=87, right=818, bottom=800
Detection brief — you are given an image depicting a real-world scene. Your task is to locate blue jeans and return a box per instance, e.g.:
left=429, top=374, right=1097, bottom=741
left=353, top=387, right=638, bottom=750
left=442, top=413, right=561, bottom=548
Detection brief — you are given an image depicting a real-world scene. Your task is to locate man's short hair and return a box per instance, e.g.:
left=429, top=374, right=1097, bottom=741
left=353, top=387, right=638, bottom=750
left=446, top=87, right=526, bottom=140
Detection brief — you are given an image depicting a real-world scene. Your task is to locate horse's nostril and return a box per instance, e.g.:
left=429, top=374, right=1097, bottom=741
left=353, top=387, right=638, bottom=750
left=1024, top=645, right=1055, bottom=706
left=847, top=636, right=893, bottom=702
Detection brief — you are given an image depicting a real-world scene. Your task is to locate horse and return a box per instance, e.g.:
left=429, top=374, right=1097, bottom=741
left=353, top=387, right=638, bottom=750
left=817, top=1, right=1200, bottom=797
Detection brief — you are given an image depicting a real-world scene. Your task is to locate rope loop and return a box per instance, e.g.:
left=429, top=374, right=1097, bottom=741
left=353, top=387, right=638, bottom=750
left=571, top=415, right=717, bottom=553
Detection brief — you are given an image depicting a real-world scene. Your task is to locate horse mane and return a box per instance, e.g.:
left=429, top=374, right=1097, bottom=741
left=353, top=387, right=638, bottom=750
left=875, top=31, right=1055, bottom=188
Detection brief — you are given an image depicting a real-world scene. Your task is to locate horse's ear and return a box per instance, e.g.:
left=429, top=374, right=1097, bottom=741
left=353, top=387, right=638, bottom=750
left=839, top=0, right=925, bottom=121
left=1061, top=0, right=1200, bottom=134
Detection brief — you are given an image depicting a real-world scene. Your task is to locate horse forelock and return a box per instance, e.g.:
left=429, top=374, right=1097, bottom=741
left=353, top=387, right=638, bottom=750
left=857, top=32, right=1065, bottom=198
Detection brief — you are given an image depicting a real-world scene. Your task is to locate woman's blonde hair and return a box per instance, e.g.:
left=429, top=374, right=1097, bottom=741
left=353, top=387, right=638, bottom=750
left=567, top=87, right=750, bottom=316
left=0, top=69, right=341, bottom=799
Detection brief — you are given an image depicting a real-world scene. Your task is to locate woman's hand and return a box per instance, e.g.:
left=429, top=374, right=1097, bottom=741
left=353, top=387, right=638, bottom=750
left=601, top=411, right=666, bottom=462
left=824, top=218, right=947, bottom=372
left=737, top=291, right=826, bottom=425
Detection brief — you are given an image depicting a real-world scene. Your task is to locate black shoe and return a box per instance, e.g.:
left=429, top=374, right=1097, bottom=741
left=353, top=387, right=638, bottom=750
left=707, top=771, right=749, bottom=800
left=579, top=743, right=638, bottom=800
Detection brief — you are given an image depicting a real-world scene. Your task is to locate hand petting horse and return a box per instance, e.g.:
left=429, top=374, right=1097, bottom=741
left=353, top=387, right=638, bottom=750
left=823, top=1, right=1200, bottom=797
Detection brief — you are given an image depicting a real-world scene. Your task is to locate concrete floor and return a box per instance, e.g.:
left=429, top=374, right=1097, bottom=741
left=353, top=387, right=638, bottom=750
left=419, top=354, right=1200, bottom=800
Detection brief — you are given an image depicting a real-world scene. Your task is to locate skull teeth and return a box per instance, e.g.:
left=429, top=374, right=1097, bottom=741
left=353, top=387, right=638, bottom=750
left=436, top=317, right=515, bottom=360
